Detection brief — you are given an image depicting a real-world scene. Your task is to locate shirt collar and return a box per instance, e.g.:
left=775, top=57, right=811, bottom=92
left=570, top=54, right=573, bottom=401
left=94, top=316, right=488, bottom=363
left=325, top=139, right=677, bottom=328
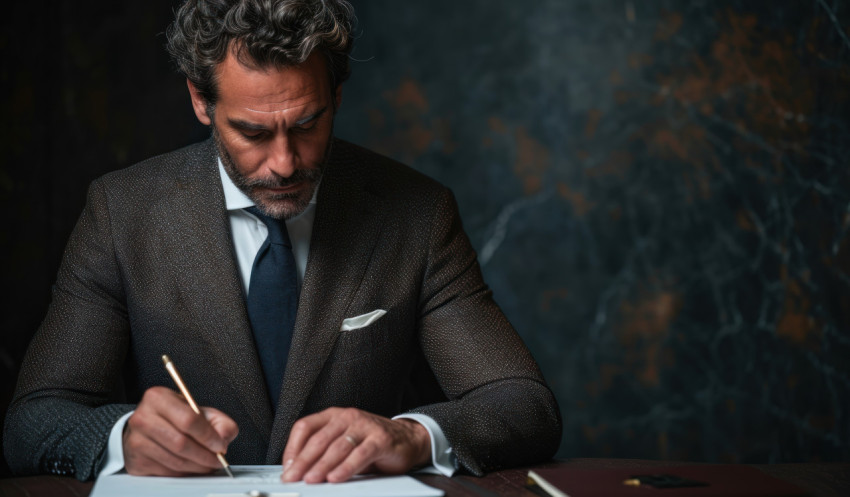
left=217, top=157, right=320, bottom=214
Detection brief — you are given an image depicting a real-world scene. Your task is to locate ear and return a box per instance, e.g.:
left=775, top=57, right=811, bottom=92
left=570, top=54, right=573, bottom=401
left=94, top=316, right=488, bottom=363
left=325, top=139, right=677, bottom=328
left=186, top=79, right=213, bottom=126
left=333, top=84, right=343, bottom=112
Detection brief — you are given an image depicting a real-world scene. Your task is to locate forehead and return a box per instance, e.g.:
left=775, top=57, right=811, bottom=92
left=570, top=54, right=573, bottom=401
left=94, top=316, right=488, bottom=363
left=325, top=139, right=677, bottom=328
left=214, top=51, right=330, bottom=113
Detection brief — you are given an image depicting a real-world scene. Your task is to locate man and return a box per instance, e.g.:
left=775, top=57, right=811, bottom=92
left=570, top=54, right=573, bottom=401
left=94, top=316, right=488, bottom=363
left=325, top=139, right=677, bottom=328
left=4, top=0, right=561, bottom=483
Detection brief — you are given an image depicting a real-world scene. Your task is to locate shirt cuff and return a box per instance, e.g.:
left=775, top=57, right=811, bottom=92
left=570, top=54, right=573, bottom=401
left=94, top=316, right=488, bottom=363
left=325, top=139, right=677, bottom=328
left=99, top=410, right=134, bottom=476
left=392, top=413, right=456, bottom=477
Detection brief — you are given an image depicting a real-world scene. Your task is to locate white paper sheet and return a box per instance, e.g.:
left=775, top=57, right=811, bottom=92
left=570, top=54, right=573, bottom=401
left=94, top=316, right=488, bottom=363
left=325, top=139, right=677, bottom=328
left=89, top=465, right=444, bottom=497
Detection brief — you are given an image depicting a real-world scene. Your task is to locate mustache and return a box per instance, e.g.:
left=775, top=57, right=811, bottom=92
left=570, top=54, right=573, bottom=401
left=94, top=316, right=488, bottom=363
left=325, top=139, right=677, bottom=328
left=244, top=167, right=323, bottom=189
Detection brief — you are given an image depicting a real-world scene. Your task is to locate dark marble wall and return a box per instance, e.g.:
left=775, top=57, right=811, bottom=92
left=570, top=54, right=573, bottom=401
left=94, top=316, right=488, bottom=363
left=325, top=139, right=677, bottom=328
left=2, top=0, right=848, bottom=476
left=338, top=0, right=850, bottom=464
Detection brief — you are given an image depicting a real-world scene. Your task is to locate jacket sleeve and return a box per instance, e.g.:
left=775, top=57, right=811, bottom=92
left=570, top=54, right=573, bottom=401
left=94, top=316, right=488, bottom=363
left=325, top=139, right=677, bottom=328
left=4, top=179, right=135, bottom=480
left=408, top=187, right=562, bottom=475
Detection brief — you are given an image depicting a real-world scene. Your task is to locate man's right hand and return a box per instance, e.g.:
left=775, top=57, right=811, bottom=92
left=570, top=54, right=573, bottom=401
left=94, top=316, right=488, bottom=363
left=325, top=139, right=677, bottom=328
left=123, top=386, right=239, bottom=476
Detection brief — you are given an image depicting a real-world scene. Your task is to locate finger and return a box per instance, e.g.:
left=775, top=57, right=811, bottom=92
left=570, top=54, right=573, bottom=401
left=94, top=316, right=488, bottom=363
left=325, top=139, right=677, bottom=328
left=151, top=417, right=224, bottom=470
left=302, top=434, right=360, bottom=483
left=282, top=413, right=347, bottom=482
left=282, top=409, right=335, bottom=466
left=202, top=407, right=240, bottom=447
left=146, top=387, right=229, bottom=453
left=283, top=422, right=348, bottom=482
left=130, top=407, right=223, bottom=470
left=125, top=429, right=218, bottom=475
left=161, top=398, right=228, bottom=454
left=326, top=437, right=382, bottom=483
left=126, top=453, right=187, bottom=477
left=125, top=387, right=231, bottom=475
left=137, top=387, right=227, bottom=454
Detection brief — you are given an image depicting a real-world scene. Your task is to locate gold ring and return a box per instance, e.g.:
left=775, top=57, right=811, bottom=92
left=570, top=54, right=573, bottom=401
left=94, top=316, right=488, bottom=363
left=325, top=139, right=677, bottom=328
left=344, top=435, right=358, bottom=447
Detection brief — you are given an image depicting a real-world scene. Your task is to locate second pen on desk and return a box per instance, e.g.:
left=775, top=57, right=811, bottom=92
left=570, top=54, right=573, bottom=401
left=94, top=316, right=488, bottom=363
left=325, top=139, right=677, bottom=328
left=161, top=354, right=235, bottom=478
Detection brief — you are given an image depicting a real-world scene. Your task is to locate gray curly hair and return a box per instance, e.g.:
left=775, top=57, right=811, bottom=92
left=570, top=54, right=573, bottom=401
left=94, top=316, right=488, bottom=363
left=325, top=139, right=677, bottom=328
left=166, top=0, right=355, bottom=106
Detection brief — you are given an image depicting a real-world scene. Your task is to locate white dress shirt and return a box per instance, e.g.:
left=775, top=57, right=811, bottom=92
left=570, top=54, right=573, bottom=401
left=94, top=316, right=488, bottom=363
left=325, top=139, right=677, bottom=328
left=99, top=159, right=455, bottom=477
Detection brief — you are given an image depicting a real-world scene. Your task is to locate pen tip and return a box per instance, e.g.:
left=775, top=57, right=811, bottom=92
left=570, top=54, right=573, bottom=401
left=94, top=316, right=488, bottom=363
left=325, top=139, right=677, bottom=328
left=225, top=465, right=235, bottom=478
left=161, top=354, right=171, bottom=365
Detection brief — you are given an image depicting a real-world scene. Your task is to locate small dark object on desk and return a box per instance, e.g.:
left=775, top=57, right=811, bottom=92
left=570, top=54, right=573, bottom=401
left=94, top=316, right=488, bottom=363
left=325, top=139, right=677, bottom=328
left=623, top=474, right=709, bottom=488
left=524, top=463, right=811, bottom=496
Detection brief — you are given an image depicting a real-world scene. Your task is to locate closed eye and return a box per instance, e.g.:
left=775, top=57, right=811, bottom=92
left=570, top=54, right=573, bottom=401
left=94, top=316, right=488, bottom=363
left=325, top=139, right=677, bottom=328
left=291, top=122, right=319, bottom=134
left=241, top=131, right=266, bottom=141
left=228, top=118, right=271, bottom=140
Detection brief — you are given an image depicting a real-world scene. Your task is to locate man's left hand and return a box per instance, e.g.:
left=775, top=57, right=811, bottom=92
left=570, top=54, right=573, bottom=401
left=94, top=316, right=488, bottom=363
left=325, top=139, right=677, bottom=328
left=280, top=407, right=431, bottom=483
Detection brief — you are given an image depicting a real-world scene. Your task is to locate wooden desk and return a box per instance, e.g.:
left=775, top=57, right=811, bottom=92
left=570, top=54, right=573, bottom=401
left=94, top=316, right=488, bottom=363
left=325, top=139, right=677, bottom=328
left=419, top=459, right=850, bottom=497
left=2, top=459, right=849, bottom=497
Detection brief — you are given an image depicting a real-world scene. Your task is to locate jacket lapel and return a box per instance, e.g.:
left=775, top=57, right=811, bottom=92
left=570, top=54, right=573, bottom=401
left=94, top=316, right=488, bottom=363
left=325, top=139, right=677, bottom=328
left=165, top=139, right=274, bottom=441
left=266, top=140, right=386, bottom=462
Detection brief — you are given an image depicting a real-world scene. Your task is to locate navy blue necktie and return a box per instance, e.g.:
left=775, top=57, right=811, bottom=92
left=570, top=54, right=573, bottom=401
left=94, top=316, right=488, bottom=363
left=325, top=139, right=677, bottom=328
left=245, top=206, right=298, bottom=411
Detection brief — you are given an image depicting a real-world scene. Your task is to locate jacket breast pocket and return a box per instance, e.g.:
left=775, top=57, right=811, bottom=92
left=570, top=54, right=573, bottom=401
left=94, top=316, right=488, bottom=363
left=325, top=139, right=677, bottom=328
left=330, top=308, right=409, bottom=365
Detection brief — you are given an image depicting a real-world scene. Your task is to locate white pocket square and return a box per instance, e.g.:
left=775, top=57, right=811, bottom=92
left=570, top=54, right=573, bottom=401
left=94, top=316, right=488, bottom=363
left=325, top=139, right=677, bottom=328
left=340, top=309, right=387, bottom=331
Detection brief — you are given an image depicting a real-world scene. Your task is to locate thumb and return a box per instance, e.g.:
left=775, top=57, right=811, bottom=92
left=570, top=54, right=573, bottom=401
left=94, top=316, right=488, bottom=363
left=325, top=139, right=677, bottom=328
left=202, top=407, right=240, bottom=450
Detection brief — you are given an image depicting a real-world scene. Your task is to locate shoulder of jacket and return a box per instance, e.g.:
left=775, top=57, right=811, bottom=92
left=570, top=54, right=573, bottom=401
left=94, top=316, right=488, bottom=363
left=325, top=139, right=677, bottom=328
left=331, top=138, right=451, bottom=200
left=96, top=139, right=214, bottom=191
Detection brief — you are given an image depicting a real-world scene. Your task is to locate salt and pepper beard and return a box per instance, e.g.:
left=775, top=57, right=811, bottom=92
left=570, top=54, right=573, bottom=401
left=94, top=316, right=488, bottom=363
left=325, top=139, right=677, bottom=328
left=213, top=122, right=332, bottom=220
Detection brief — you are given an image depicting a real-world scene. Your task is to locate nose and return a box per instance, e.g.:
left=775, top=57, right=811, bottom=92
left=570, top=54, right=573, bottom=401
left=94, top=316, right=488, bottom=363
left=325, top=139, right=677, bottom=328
left=265, top=133, right=296, bottom=178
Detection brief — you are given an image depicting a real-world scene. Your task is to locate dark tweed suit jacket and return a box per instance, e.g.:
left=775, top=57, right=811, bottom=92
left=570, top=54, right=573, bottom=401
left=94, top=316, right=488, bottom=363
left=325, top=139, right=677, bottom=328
left=4, top=138, right=561, bottom=480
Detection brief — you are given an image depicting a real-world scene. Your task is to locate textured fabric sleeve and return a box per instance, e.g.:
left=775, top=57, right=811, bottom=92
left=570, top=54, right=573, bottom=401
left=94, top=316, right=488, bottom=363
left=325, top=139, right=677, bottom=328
left=408, top=188, right=562, bottom=476
left=3, top=179, right=136, bottom=480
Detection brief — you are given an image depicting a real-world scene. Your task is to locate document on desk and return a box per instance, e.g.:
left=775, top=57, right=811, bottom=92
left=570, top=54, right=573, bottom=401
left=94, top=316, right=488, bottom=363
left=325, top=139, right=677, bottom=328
left=90, top=465, right=444, bottom=497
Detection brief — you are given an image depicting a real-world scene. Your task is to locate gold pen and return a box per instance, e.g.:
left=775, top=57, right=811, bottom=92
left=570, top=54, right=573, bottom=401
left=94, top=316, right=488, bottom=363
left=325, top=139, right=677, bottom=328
left=161, top=354, right=235, bottom=478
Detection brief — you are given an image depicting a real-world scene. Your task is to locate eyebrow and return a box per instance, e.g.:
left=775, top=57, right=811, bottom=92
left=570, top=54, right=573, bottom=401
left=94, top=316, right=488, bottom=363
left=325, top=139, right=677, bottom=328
left=295, top=107, right=328, bottom=126
left=227, top=119, right=269, bottom=131
left=227, top=107, right=328, bottom=132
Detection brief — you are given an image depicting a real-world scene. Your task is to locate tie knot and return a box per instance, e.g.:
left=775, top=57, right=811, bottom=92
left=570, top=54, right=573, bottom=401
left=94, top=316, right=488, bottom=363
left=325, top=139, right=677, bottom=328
left=246, top=206, right=292, bottom=247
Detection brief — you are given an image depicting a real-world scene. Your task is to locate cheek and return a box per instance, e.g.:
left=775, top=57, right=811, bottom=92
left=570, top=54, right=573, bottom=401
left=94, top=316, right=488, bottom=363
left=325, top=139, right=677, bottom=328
left=223, top=141, right=264, bottom=176
left=231, top=149, right=264, bottom=173
left=294, top=127, right=333, bottom=164
left=218, top=130, right=260, bottom=167
left=295, top=137, right=327, bottom=162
